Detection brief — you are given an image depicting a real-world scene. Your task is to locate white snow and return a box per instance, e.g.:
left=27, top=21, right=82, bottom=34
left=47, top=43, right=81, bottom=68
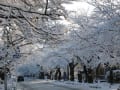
left=62, top=1, right=95, bottom=16
left=0, top=84, right=4, bottom=90
left=0, top=1, right=120, bottom=90
left=16, top=79, right=120, bottom=90
left=0, top=78, right=17, bottom=90
left=51, top=81, right=120, bottom=90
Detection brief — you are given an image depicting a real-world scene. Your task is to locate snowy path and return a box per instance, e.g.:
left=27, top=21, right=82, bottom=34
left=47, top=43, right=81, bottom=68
left=17, top=80, right=79, bottom=90
left=17, top=80, right=120, bottom=90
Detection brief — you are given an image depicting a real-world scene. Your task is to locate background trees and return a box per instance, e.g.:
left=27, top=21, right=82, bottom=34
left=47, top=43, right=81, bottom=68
left=59, top=0, right=120, bottom=68
left=0, top=0, right=68, bottom=68
left=16, top=0, right=120, bottom=71
left=0, top=0, right=119, bottom=83
left=0, top=0, right=69, bottom=89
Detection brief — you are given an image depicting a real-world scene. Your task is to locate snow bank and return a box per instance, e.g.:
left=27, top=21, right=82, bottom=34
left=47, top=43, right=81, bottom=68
left=0, top=84, right=4, bottom=90
left=0, top=77, right=17, bottom=90
left=62, top=1, right=94, bottom=16
left=51, top=80, right=120, bottom=90
left=16, top=79, right=120, bottom=90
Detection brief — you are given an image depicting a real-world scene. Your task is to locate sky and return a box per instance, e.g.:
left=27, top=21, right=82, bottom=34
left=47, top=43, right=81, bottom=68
left=62, top=1, right=95, bottom=16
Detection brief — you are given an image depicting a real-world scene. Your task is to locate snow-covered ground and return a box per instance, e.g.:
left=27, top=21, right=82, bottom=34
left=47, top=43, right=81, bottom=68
left=0, top=79, right=119, bottom=90
left=0, top=84, right=4, bottom=90
left=51, top=80, right=120, bottom=90
left=17, top=79, right=120, bottom=90
left=0, top=77, right=17, bottom=90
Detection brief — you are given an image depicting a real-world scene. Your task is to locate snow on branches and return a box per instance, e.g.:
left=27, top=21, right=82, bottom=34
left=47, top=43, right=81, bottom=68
left=0, top=0, right=68, bottom=68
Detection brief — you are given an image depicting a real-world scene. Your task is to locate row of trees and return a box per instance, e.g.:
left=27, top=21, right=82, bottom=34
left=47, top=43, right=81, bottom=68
left=30, top=0, right=120, bottom=83
left=0, top=0, right=72, bottom=90
left=40, top=0, right=120, bottom=68
left=0, top=0, right=120, bottom=89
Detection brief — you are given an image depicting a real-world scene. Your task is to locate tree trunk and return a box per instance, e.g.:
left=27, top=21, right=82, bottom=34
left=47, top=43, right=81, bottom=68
left=4, top=70, right=7, bottom=90
left=69, top=62, right=76, bottom=81
left=83, top=65, right=88, bottom=82
left=67, top=65, right=69, bottom=80
left=70, top=69, right=74, bottom=81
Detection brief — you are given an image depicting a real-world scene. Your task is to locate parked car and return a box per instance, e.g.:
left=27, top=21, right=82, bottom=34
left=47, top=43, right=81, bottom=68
left=17, top=76, right=24, bottom=82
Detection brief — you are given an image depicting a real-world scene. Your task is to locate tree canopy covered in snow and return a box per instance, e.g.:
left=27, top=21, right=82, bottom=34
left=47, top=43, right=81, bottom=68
left=0, top=0, right=120, bottom=73
left=26, top=0, right=120, bottom=70
left=0, top=0, right=70, bottom=71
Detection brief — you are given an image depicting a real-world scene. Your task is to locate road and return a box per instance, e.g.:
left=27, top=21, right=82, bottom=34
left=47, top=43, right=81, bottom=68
left=17, top=80, right=78, bottom=90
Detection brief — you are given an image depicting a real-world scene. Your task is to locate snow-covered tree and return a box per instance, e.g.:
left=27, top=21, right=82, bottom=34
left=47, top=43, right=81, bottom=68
left=40, top=0, right=120, bottom=69
left=6, top=0, right=120, bottom=82
left=0, top=0, right=70, bottom=69
left=0, top=0, right=69, bottom=89
left=65, top=0, right=120, bottom=68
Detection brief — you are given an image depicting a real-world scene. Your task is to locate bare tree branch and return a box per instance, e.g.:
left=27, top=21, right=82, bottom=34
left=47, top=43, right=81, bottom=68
left=19, top=10, right=64, bottom=35
left=45, top=0, right=48, bottom=15
left=18, top=42, right=33, bottom=47
left=0, top=3, right=46, bottom=15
